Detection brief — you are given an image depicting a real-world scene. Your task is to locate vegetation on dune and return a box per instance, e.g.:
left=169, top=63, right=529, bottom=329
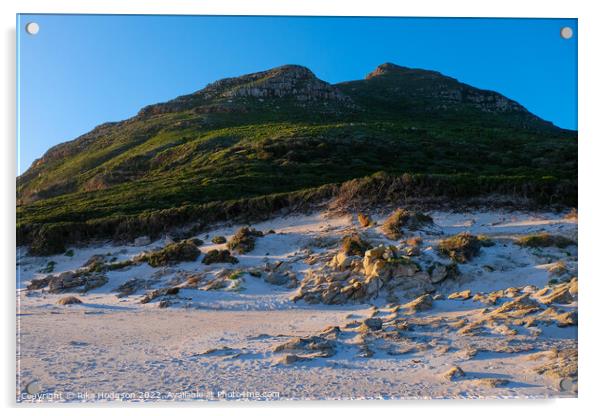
left=437, top=232, right=484, bottom=263
left=142, top=240, right=200, bottom=267
left=382, top=208, right=433, bottom=240
left=516, top=233, right=576, bottom=249
left=202, top=249, right=239, bottom=265
left=357, top=212, right=375, bottom=227
left=340, top=233, right=373, bottom=256
left=227, top=227, right=264, bottom=254
left=16, top=64, right=577, bottom=254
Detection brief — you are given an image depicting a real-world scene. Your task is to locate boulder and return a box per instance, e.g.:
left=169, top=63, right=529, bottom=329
left=403, top=294, right=433, bottom=313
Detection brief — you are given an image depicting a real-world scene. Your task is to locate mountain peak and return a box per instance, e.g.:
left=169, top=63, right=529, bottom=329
left=366, top=63, right=445, bottom=80
left=204, top=64, right=345, bottom=101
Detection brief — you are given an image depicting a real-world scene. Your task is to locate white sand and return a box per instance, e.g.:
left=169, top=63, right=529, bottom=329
left=16, top=209, right=578, bottom=402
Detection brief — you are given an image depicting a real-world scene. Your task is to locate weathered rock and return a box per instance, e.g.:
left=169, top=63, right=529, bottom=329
left=448, top=290, right=472, bottom=300
left=115, top=278, right=148, bottom=297
left=329, top=251, right=362, bottom=270
left=538, top=283, right=575, bottom=305
left=273, top=335, right=336, bottom=358
left=429, top=262, right=459, bottom=284
left=265, top=271, right=294, bottom=286
left=27, top=275, right=51, bottom=290
left=47, top=270, right=107, bottom=293
left=403, top=294, right=433, bottom=313
left=359, top=317, right=383, bottom=331
left=140, top=287, right=179, bottom=304
left=489, top=294, right=540, bottom=318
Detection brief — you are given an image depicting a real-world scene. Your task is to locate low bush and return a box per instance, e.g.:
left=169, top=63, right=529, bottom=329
left=382, top=208, right=433, bottom=240
left=437, top=232, right=482, bottom=263
left=227, top=227, right=263, bottom=254
left=340, top=233, right=372, bottom=256
left=202, top=249, right=239, bottom=265
left=142, top=240, right=200, bottom=267
left=516, top=233, right=575, bottom=249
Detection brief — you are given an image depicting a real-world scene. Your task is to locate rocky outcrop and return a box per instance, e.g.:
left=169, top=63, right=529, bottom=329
left=292, top=244, right=434, bottom=305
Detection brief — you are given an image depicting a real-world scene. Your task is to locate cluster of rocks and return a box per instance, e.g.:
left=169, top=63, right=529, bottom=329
left=291, top=241, right=445, bottom=305
left=27, top=267, right=108, bottom=294
left=213, top=65, right=351, bottom=104
left=447, top=279, right=578, bottom=337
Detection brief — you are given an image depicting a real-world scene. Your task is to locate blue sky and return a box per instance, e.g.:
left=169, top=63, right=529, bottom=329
left=17, top=15, right=577, bottom=173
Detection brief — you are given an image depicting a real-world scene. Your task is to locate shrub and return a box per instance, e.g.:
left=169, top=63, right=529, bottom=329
left=143, top=240, right=200, bottom=267
left=228, top=270, right=244, bottom=280
left=382, top=208, right=433, bottom=240
left=227, top=227, right=264, bottom=254
left=211, top=236, right=227, bottom=244
left=340, top=233, right=372, bottom=256
left=437, top=232, right=482, bottom=263
left=57, top=296, right=82, bottom=305
left=202, top=249, right=239, bottom=265
left=516, top=233, right=575, bottom=249
left=106, top=259, right=134, bottom=270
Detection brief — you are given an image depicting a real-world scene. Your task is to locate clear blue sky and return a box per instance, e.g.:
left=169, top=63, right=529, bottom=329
left=17, top=15, right=577, bottom=173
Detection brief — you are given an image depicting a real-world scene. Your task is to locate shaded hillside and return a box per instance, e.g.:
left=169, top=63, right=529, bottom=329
left=17, top=63, right=577, bottom=253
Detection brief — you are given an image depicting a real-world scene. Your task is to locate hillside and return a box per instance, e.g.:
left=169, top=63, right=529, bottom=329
left=17, top=63, right=577, bottom=254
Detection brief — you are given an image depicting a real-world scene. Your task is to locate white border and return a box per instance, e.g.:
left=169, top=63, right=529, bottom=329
left=2, top=1, right=601, bottom=415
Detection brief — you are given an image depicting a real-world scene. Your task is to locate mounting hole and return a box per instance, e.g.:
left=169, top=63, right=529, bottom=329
left=560, top=26, right=573, bottom=40
left=25, top=22, right=39, bottom=35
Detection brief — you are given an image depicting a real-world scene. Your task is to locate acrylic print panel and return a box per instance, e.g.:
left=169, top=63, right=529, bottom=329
left=16, top=14, right=577, bottom=402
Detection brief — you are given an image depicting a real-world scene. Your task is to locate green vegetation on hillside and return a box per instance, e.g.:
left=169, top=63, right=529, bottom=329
left=17, top=64, right=577, bottom=254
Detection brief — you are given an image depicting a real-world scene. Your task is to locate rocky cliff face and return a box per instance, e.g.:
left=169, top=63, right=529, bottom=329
left=208, top=65, right=349, bottom=102
left=362, top=62, right=528, bottom=114
left=138, top=65, right=352, bottom=117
